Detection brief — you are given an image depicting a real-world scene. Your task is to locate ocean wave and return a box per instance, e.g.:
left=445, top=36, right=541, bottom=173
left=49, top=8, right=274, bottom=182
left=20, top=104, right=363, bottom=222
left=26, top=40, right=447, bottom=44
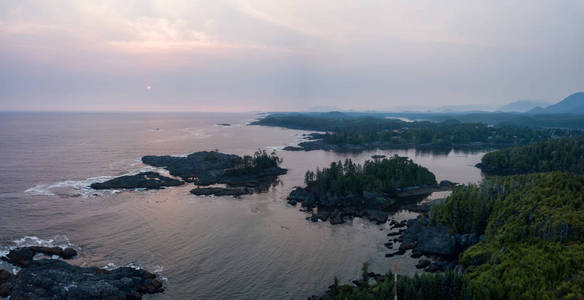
left=0, top=235, right=80, bottom=260
left=24, top=164, right=173, bottom=197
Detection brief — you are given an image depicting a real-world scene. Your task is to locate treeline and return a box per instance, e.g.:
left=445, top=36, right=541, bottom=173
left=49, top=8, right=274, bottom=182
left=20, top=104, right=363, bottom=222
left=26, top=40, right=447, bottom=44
left=253, top=112, right=582, bottom=148
left=322, top=268, right=474, bottom=300
left=477, top=137, right=584, bottom=175
left=226, top=149, right=283, bottom=176
left=304, top=156, right=436, bottom=196
left=321, top=121, right=576, bottom=147
left=322, top=172, right=584, bottom=299
left=431, top=172, right=584, bottom=299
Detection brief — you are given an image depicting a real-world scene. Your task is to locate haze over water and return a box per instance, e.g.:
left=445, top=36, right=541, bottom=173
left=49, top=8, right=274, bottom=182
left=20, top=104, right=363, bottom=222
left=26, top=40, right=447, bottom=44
left=0, top=112, right=484, bottom=299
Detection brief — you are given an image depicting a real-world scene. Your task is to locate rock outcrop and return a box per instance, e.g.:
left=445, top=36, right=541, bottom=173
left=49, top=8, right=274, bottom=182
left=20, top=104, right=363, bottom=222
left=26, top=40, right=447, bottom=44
left=91, top=171, right=184, bottom=190
left=0, top=246, right=164, bottom=299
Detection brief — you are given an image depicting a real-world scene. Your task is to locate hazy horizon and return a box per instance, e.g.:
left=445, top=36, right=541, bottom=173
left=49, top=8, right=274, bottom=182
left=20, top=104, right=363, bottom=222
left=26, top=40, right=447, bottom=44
left=1, top=1, right=583, bottom=112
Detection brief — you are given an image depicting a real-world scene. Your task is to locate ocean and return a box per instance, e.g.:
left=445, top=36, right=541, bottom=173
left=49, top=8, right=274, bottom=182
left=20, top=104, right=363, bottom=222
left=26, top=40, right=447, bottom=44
left=0, top=112, right=485, bottom=299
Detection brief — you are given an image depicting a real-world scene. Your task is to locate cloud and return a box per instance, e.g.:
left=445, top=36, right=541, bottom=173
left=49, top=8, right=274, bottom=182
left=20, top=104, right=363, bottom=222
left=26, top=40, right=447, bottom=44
left=0, top=0, right=583, bottom=111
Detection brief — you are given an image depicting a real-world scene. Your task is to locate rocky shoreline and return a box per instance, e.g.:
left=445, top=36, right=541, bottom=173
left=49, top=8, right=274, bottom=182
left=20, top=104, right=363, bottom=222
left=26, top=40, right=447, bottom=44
left=1, top=246, right=164, bottom=299
left=92, top=151, right=287, bottom=197
left=288, top=181, right=455, bottom=225
left=91, top=171, right=184, bottom=190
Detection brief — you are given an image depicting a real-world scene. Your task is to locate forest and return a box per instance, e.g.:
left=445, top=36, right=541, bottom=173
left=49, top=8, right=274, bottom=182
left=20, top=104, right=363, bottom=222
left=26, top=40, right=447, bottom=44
left=304, top=155, right=436, bottom=197
left=322, top=172, right=584, bottom=299
left=253, top=113, right=582, bottom=149
left=225, top=149, right=284, bottom=176
left=477, top=137, right=584, bottom=175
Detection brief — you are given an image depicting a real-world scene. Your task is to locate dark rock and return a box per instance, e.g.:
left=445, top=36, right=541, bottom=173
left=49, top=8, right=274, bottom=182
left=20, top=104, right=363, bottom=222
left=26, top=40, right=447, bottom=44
left=217, top=123, right=231, bottom=126
left=401, top=218, right=457, bottom=257
left=384, top=242, right=393, bottom=249
left=385, top=253, right=395, bottom=258
left=142, top=151, right=286, bottom=190
left=316, top=209, right=330, bottom=222
left=190, top=187, right=252, bottom=197
left=2, top=246, right=78, bottom=267
left=91, top=171, right=184, bottom=190
left=306, top=214, right=319, bottom=222
left=416, top=259, right=431, bottom=269
left=399, top=240, right=417, bottom=250
left=287, top=199, right=297, bottom=206
left=425, top=261, right=449, bottom=273
left=329, top=209, right=344, bottom=225
left=0, top=269, right=12, bottom=282
left=61, top=247, right=78, bottom=259
left=0, top=282, right=12, bottom=298
left=9, top=259, right=164, bottom=299
left=365, top=209, right=388, bottom=224
left=439, top=180, right=457, bottom=188
left=387, top=231, right=401, bottom=237
left=410, top=249, right=423, bottom=258
left=283, top=146, right=305, bottom=151
left=288, top=187, right=315, bottom=207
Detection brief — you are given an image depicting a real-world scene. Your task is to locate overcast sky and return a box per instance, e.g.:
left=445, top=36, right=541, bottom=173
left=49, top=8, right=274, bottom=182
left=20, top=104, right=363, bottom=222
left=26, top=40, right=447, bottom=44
left=0, top=0, right=583, bottom=112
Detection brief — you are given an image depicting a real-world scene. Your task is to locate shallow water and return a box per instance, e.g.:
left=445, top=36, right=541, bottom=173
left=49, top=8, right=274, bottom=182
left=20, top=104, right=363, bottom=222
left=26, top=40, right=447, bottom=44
left=0, top=112, right=485, bottom=299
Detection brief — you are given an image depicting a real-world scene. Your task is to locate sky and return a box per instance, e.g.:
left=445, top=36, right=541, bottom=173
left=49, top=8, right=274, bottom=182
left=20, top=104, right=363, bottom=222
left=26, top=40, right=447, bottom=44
left=0, top=0, right=583, bottom=112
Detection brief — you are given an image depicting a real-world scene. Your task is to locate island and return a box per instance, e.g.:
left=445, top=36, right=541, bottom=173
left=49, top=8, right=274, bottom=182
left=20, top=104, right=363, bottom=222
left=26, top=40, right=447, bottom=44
left=143, top=150, right=287, bottom=196
left=1, top=246, right=164, bottom=299
left=287, top=155, right=452, bottom=224
left=90, top=171, right=184, bottom=190
left=251, top=112, right=582, bottom=152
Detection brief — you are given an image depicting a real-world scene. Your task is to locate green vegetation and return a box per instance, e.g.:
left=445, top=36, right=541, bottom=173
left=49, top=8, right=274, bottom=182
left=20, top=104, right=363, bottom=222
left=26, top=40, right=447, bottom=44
left=252, top=113, right=582, bottom=149
left=323, top=172, right=584, bottom=299
left=226, top=149, right=283, bottom=175
left=322, top=266, right=474, bottom=300
left=304, top=155, right=436, bottom=196
left=478, top=137, right=584, bottom=175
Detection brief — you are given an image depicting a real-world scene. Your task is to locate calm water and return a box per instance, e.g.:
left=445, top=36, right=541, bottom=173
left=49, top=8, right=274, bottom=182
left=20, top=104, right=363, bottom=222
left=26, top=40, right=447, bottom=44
left=0, top=112, right=485, bottom=299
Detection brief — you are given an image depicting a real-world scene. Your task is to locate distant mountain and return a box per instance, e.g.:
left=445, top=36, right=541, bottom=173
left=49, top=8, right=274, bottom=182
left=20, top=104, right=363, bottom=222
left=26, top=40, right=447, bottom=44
left=539, top=92, right=584, bottom=114
left=498, top=99, right=550, bottom=112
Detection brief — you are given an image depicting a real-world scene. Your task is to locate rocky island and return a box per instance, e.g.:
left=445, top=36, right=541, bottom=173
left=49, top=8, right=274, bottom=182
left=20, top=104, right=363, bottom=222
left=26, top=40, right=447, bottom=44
left=91, top=171, right=184, bottom=190
left=1, top=246, right=164, bottom=299
left=143, top=150, right=287, bottom=196
left=288, top=155, right=451, bottom=224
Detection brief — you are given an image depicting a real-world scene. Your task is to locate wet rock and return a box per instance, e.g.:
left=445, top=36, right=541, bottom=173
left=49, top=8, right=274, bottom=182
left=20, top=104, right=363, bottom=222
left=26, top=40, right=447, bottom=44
left=2, top=246, right=77, bottom=267
left=387, top=231, right=401, bottom=237
left=425, top=261, right=449, bottom=273
left=416, top=259, right=431, bottom=269
left=91, top=171, right=184, bottom=190
left=384, top=242, right=393, bottom=249
left=288, top=187, right=315, bottom=207
left=365, top=209, right=388, bottom=224
left=9, top=259, right=163, bottom=299
left=0, top=282, right=13, bottom=298
left=0, top=270, right=12, bottom=282
left=399, top=240, right=418, bottom=251
left=439, top=180, right=457, bottom=188
left=410, top=249, right=423, bottom=258
left=316, top=209, right=330, bottom=222
left=329, top=209, right=344, bottom=225
left=190, top=187, right=252, bottom=197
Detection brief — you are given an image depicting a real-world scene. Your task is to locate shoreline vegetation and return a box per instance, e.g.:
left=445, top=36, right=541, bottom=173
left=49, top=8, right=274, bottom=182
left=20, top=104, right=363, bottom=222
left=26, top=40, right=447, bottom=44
left=287, top=155, right=455, bottom=224
left=314, top=172, right=584, bottom=299
left=251, top=112, right=583, bottom=152
left=476, top=137, right=584, bottom=175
